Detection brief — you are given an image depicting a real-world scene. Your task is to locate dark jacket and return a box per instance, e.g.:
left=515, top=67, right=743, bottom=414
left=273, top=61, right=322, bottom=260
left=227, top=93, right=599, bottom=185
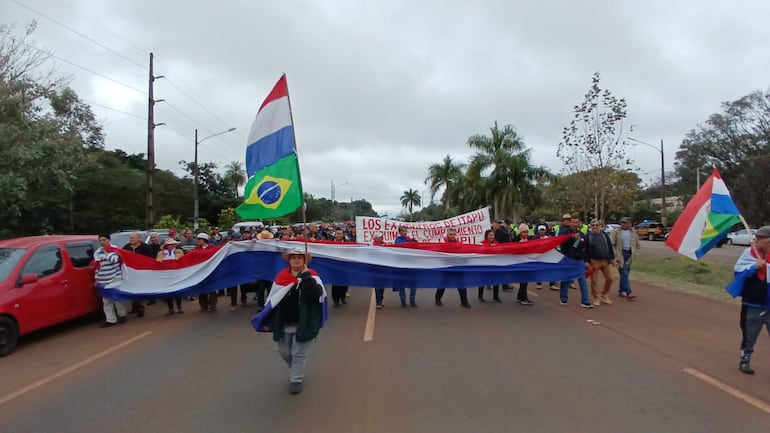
left=741, top=267, right=768, bottom=308
left=584, top=231, right=615, bottom=262
left=270, top=273, right=324, bottom=343
left=123, top=242, right=152, bottom=258
left=558, top=226, right=587, bottom=261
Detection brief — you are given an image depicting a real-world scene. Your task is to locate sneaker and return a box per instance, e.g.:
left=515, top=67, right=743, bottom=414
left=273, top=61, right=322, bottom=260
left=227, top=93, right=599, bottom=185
left=580, top=303, right=593, bottom=309
left=627, top=294, right=637, bottom=300
left=98, top=321, right=116, bottom=328
left=230, top=305, right=237, bottom=312
left=461, top=302, right=471, bottom=308
left=493, top=298, right=503, bottom=303
left=289, top=382, right=303, bottom=394
left=536, top=283, right=542, bottom=290
left=559, top=300, right=568, bottom=306
left=117, top=315, right=127, bottom=324
left=435, top=300, right=443, bottom=306
left=164, top=310, right=175, bottom=316
left=517, top=299, right=534, bottom=306
left=177, top=308, right=184, bottom=314
left=401, top=301, right=407, bottom=308
left=410, top=301, right=418, bottom=307
left=345, top=292, right=351, bottom=298
left=618, top=292, right=628, bottom=297
left=375, top=303, right=383, bottom=310
left=739, top=361, right=755, bottom=375
left=592, top=299, right=600, bottom=307
left=599, top=295, right=612, bottom=305
left=550, top=285, right=559, bottom=291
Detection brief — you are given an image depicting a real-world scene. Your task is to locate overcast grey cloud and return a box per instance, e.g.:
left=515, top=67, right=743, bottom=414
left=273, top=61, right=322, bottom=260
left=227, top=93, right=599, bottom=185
left=4, top=0, right=769, bottom=217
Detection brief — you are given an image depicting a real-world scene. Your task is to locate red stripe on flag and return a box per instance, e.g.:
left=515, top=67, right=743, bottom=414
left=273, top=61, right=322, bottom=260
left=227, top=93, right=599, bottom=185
left=258, top=75, right=289, bottom=113
left=665, top=169, right=715, bottom=250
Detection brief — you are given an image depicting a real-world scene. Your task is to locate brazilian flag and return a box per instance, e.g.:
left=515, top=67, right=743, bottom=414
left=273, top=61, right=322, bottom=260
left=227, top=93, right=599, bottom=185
left=237, top=153, right=302, bottom=219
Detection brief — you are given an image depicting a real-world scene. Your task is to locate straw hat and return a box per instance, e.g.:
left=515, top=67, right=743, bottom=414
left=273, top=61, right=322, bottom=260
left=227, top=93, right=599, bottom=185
left=281, top=247, right=312, bottom=263
left=163, top=238, right=180, bottom=246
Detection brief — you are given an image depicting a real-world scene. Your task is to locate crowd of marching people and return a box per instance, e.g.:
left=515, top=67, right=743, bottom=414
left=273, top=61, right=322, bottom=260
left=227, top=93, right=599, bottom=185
left=95, top=213, right=642, bottom=327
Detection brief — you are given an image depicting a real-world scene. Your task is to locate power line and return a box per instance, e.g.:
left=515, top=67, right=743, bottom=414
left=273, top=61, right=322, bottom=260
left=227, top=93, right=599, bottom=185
left=9, top=0, right=147, bottom=71
left=82, top=99, right=144, bottom=120
left=20, top=41, right=147, bottom=95
left=163, top=77, right=247, bottom=140
left=59, top=2, right=148, bottom=60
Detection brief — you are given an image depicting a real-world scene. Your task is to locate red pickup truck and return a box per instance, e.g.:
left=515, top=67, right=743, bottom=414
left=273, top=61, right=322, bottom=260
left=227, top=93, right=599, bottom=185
left=0, top=235, right=101, bottom=356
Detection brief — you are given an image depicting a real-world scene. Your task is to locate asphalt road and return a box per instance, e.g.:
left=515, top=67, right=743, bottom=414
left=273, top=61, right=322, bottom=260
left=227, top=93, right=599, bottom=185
left=2, top=279, right=769, bottom=433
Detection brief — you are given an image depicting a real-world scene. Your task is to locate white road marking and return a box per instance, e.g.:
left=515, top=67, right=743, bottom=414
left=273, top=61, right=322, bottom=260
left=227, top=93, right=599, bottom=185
left=363, top=289, right=377, bottom=342
left=682, top=367, right=770, bottom=414
left=0, top=331, right=152, bottom=406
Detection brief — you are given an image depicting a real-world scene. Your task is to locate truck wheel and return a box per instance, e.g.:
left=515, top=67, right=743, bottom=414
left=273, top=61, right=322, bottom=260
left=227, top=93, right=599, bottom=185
left=648, top=233, right=655, bottom=241
left=0, top=316, right=19, bottom=357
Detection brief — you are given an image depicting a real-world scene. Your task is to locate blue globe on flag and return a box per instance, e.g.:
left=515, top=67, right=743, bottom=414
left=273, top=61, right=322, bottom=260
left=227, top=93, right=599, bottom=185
left=257, top=181, right=282, bottom=205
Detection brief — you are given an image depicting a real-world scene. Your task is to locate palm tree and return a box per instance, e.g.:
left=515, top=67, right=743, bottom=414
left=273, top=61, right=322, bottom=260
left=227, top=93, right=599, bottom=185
left=400, top=188, right=422, bottom=221
left=223, top=161, right=246, bottom=197
left=425, top=154, right=465, bottom=215
left=467, top=121, right=534, bottom=220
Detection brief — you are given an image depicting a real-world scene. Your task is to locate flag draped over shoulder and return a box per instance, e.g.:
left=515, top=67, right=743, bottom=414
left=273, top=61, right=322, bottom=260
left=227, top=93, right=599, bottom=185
left=237, top=75, right=303, bottom=219
left=250, top=268, right=328, bottom=333
left=665, top=168, right=741, bottom=260
left=724, top=248, right=769, bottom=300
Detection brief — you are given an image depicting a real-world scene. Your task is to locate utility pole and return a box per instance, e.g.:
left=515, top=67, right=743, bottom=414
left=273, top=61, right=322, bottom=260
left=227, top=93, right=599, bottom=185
left=660, top=139, right=666, bottom=227
left=194, top=128, right=199, bottom=230
left=146, top=52, right=155, bottom=229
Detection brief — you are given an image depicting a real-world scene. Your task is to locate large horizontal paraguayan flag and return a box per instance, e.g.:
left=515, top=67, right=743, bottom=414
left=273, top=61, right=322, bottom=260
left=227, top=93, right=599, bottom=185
left=665, top=168, right=741, bottom=260
left=725, top=247, right=769, bottom=308
left=97, top=237, right=584, bottom=301
left=237, top=74, right=303, bottom=219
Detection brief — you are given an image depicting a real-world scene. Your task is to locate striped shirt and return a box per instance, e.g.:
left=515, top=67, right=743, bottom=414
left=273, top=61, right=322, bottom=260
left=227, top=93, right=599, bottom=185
left=95, top=249, right=122, bottom=285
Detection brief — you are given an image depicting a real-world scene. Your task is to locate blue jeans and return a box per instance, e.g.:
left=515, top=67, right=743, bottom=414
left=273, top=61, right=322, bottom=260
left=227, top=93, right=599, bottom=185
left=560, top=278, right=590, bottom=305
left=374, top=288, right=384, bottom=304
left=397, top=288, right=416, bottom=303
left=618, top=250, right=632, bottom=294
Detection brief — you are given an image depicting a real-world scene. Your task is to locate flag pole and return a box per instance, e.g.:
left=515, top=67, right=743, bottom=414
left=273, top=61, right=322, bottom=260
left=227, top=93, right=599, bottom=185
left=738, top=214, right=761, bottom=258
left=282, top=73, right=309, bottom=257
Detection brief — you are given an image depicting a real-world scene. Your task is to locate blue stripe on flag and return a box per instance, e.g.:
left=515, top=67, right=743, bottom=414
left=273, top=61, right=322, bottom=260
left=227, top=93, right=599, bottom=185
left=711, top=193, right=740, bottom=215
left=245, top=126, right=295, bottom=177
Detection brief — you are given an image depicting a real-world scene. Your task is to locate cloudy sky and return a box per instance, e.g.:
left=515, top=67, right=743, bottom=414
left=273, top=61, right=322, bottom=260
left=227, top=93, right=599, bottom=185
left=4, top=0, right=769, bottom=217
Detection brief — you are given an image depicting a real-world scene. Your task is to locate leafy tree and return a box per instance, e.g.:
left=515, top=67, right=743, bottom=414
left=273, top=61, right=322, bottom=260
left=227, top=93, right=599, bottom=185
left=400, top=189, right=421, bottom=221
left=558, top=72, right=634, bottom=221
left=674, top=90, right=770, bottom=224
left=425, top=155, right=465, bottom=214
left=465, top=122, right=543, bottom=220
left=223, top=160, right=246, bottom=198
left=0, top=23, right=103, bottom=236
left=217, top=208, right=238, bottom=232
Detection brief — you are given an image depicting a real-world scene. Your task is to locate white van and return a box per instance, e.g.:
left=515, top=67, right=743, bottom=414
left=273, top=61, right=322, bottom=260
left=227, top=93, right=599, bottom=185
left=231, top=221, right=264, bottom=233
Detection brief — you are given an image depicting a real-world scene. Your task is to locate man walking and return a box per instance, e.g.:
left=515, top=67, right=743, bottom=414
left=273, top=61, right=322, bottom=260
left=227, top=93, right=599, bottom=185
left=585, top=219, right=615, bottom=306
left=95, top=234, right=127, bottom=327
left=728, top=226, right=770, bottom=375
left=557, top=216, right=593, bottom=308
left=611, top=217, right=639, bottom=300
left=435, top=228, right=471, bottom=308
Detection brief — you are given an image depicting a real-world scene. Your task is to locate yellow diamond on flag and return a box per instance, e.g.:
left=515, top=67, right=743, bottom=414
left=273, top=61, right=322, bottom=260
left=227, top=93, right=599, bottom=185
left=700, top=218, right=718, bottom=240
left=244, top=175, right=293, bottom=210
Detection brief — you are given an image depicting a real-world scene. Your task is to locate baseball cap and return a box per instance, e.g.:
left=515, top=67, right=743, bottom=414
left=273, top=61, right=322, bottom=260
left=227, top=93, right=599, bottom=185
left=562, top=213, right=571, bottom=220
left=537, top=225, right=547, bottom=231
left=196, top=233, right=210, bottom=240
left=755, top=226, right=770, bottom=238
left=620, top=217, right=631, bottom=223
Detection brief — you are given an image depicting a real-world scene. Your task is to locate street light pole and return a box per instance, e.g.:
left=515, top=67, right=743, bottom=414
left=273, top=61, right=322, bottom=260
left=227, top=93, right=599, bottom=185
left=194, top=127, right=236, bottom=230
left=629, top=137, right=666, bottom=226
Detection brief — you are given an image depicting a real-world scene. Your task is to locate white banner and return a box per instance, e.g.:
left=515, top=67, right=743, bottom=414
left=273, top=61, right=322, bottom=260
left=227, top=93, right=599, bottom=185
left=355, top=208, right=491, bottom=244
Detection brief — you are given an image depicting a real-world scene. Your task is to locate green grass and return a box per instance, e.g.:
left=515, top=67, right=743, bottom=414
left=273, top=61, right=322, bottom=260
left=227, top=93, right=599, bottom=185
left=630, top=255, right=739, bottom=303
